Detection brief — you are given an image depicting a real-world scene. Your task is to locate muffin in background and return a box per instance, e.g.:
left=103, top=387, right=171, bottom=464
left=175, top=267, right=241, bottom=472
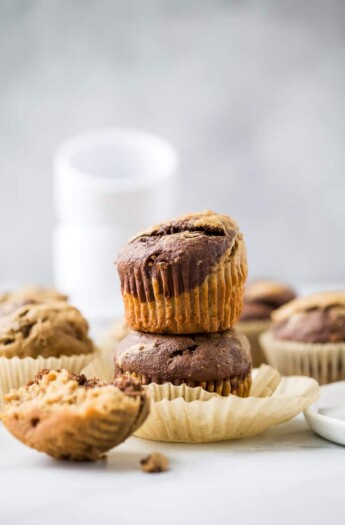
left=0, top=301, right=94, bottom=358
left=237, top=280, right=296, bottom=367
left=0, top=286, right=68, bottom=317
left=117, top=210, right=247, bottom=334
left=260, top=290, right=345, bottom=384
left=115, top=329, right=252, bottom=397
left=0, top=301, right=96, bottom=406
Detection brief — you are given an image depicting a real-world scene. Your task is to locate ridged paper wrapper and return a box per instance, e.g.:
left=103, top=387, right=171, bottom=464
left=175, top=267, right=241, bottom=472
left=260, top=331, right=345, bottom=385
left=82, top=358, right=319, bottom=443
left=121, top=239, right=247, bottom=334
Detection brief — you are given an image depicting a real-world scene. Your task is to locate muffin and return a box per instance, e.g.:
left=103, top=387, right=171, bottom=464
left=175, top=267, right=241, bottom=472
left=237, top=280, right=296, bottom=367
left=260, top=291, right=345, bottom=384
left=2, top=369, right=149, bottom=461
left=0, top=286, right=68, bottom=317
left=117, top=210, right=247, bottom=334
left=0, top=302, right=96, bottom=405
left=115, top=329, right=252, bottom=397
left=0, top=301, right=94, bottom=358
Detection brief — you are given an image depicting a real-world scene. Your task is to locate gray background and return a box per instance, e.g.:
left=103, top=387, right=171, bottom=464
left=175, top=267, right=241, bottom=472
left=0, top=0, right=344, bottom=287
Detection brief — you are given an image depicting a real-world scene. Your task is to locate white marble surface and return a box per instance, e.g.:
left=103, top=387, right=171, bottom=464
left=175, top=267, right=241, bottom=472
left=0, top=414, right=344, bottom=525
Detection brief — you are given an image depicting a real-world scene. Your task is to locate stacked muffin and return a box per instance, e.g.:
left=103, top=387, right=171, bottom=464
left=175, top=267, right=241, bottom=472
left=115, top=211, right=252, bottom=397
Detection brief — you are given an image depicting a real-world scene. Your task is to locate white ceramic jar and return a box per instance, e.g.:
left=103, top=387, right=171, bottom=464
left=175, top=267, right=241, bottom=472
left=53, top=128, right=178, bottom=321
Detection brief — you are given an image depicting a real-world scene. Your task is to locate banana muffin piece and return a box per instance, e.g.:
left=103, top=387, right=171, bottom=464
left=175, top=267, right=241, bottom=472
left=0, top=301, right=94, bottom=358
left=2, top=369, right=149, bottom=461
left=116, top=329, right=252, bottom=397
left=260, top=291, right=345, bottom=384
left=237, top=280, right=296, bottom=367
left=117, top=210, right=247, bottom=334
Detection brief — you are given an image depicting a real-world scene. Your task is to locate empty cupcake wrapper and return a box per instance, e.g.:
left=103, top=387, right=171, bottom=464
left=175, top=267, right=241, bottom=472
left=82, top=357, right=319, bottom=443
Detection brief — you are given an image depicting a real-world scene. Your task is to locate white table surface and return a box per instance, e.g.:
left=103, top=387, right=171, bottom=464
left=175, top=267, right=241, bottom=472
left=1, top=414, right=344, bottom=525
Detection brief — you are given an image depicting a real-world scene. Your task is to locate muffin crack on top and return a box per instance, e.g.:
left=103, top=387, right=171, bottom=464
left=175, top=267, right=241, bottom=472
left=117, top=210, right=247, bottom=334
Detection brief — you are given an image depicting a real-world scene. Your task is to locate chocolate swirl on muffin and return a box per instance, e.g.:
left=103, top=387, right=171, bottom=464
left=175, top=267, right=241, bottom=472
left=260, top=291, right=345, bottom=384
left=117, top=211, right=247, bottom=334
left=271, top=291, right=345, bottom=344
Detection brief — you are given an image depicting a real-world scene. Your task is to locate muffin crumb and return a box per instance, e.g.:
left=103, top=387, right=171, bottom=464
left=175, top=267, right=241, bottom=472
left=140, top=452, right=169, bottom=473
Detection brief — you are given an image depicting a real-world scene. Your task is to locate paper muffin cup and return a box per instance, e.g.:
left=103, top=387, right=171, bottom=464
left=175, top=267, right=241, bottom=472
left=121, top=238, right=247, bottom=334
left=260, top=331, right=345, bottom=385
left=82, top=358, right=319, bottom=443
left=135, top=374, right=318, bottom=442
left=237, top=319, right=270, bottom=368
left=0, top=351, right=97, bottom=410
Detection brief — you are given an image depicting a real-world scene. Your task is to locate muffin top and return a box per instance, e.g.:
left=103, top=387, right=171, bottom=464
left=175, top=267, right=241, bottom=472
left=0, top=301, right=94, bottom=358
left=240, top=280, right=296, bottom=322
left=271, top=291, right=345, bottom=344
left=0, top=286, right=68, bottom=318
left=116, top=329, right=251, bottom=383
left=117, top=210, right=244, bottom=301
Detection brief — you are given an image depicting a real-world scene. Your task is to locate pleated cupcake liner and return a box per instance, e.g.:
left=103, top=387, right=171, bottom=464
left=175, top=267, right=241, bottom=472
left=237, top=319, right=271, bottom=368
left=0, top=351, right=97, bottom=410
left=121, top=238, right=247, bottom=334
left=116, top=370, right=252, bottom=397
left=260, top=331, right=345, bottom=385
left=82, top=357, right=318, bottom=443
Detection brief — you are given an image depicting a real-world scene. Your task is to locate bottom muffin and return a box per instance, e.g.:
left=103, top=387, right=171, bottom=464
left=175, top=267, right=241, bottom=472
left=115, top=329, right=252, bottom=397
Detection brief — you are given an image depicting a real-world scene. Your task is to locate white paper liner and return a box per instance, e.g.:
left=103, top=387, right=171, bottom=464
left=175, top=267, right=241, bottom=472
left=82, top=358, right=318, bottom=443
left=237, top=319, right=270, bottom=368
left=0, top=351, right=96, bottom=410
left=260, top=331, right=345, bottom=385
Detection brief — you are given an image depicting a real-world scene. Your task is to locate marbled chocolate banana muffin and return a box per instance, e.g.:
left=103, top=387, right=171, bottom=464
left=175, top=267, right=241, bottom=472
left=0, top=301, right=94, bottom=358
left=116, top=329, right=252, bottom=397
left=237, top=280, right=296, bottom=367
left=117, top=210, right=247, bottom=334
left=2, top=369, right=149, bottom=461
left=260, top=291, right=345, bottom=384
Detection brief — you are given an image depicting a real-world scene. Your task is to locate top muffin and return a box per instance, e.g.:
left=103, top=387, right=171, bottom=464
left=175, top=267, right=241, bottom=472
left=0, top=301, right=94, bottom=358
left=240, top=280, right=296, bottom=322
left=117, top=210, right=247, bottom=334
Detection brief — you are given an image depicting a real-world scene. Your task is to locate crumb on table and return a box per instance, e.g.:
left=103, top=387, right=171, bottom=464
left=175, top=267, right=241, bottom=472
left=140, top=452, right=169, bottom=473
